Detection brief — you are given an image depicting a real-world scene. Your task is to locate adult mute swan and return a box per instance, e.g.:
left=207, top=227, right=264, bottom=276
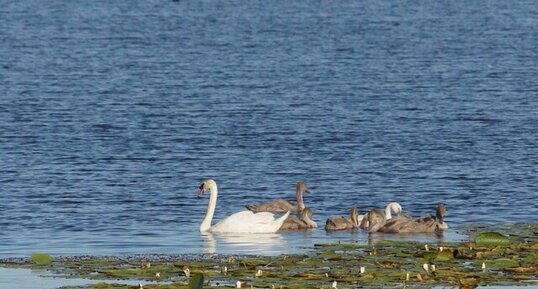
left=246, top=182, right=310, bottom=213
left=198, top=179, right=290, bottom=233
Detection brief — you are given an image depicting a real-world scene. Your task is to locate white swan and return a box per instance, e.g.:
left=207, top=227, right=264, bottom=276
left=359, top=202, right=402, bottom=229
left=384, top=202, right=402, bottom=219
left=198, top=179, right=290, bottom=233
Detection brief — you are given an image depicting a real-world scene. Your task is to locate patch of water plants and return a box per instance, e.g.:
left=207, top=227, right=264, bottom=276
left=1, top=223, right=536, bottom=289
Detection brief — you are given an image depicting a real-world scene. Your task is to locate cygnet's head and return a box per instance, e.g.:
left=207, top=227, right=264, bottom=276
left=436, top=203, right=448, bottom=228
left=296, top=182, right=310, bottom=194
left=367, top=208, right=386, bottom=232
left=436, top=203, right=447, bottom=218
left=302, top=207, right=313, bottom=219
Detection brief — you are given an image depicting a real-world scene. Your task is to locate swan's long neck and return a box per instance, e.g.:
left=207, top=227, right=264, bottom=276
left=200, top=183, right=218, bottom=232
left=296, top=190, right=305, bottom=211
left=385, top=203, right=401, bottom=219
left=385, top=205, right=393, bottom=219
left=350, top=211, right=359, bottom=227
left=303, top=216, right=317, bottom=228
left=301, top=210, right=317, bottom=228
left=436, top=207, right=444, bottom=224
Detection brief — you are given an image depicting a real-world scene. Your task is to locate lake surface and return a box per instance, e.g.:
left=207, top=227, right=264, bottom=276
left=0, top=267, right=149, bottom=289
left=1, top=0, right=537, bottom=258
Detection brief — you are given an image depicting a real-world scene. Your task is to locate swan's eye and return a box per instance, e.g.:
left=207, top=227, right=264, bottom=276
left=199, top=183, right=204, bottom=190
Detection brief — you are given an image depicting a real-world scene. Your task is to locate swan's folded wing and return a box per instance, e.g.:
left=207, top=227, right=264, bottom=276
left=280, top=215, right=302, bottom=230
left=325, top=216, right=348, bottom=231
left=416, top=214, right=435, bottom=224
left=245, top=199, right=296, bottom=212
left=211, top=211, right=288, bottom=233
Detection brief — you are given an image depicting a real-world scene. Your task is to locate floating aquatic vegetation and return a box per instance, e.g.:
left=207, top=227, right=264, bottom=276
left=475, top=232, right=510, bottom=248
left=188, top=273, right=204, bottom=289
left=2, top=223, right=537, bottom=289
left=478, top=258, right=520, bottom=269
left=436, top=249, right=455, bottom=261
left=30, top=253, right=54, bottom=266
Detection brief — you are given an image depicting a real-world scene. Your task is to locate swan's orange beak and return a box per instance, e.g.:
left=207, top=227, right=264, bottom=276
left=197, top=183, right=205, bottom=197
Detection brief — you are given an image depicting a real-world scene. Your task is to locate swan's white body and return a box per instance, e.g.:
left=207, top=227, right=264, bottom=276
left=199, top=180, right=290, bottom=233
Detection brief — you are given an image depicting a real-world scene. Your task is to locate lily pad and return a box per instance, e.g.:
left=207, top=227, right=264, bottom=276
left=188, top=273, right=204, bottom=289
left=475, top=232, right=510, bottom=248
left=30, top=253, right=54, bottom=265
left=485, top=258, right=520, bottom=268
left=436, top=250, right=454, bottom=261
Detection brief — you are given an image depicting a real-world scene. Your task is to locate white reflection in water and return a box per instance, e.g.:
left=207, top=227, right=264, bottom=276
left=201, top=232, right=286, bottom=255
left=199, top=228, right=466, bottom=256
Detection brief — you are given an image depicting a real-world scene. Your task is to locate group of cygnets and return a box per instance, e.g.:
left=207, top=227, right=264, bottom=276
left=197, top=179, right=447, bottom=234
left=246, top=182, right=448, bottom=234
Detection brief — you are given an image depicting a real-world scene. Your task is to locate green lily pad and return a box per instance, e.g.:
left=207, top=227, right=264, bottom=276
left=475, top=232, right=510, bottom=248
left=436, top=250, right=454, bottom=261
left=523, top=253, right=537, bottom=264
left=188, top=273, right=204, bottom=289
left=30, top=253, right=54, bottom=265
left=487, top=258, right=520, bottom=268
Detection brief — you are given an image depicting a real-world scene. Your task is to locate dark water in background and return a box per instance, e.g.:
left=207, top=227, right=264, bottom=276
left=0, top=0, right=537, bottom=257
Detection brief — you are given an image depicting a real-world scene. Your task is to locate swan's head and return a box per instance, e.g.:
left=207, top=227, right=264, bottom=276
left=436, top=203, right=447, bottom=226
left=436, top=203, right=447, bottom=218
left=387, top=202, right=402, bottom=215
left=302, top=207, right=313, bottom=219
left=296, top=182, right=310, bottom=194
left=198, top=179, right=217, bottom=197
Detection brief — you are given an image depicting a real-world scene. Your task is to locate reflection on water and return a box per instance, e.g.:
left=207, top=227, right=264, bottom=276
left=198, top=229, right=467, bottom=256
left=201, top=232, right=286, bottom=255
left=201, top=233, right=216, bottom=254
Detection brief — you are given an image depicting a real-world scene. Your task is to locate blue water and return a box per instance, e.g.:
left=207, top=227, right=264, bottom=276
left=0, top=0, right=537, bottom=258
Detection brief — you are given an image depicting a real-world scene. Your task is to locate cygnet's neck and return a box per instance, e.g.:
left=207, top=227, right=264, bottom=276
left=301, top=214, right=317, bottom=228
left=296, top=189, right=305, bottom=211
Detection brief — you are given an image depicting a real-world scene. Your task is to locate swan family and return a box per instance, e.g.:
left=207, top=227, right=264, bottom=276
left=197, top=179, right=448, bottom=234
